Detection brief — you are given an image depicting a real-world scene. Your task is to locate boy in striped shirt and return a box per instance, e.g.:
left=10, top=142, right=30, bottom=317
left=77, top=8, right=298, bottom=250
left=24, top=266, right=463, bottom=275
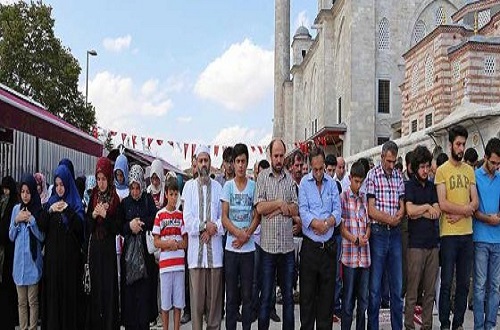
left=153, top=179, right=187, bottom=330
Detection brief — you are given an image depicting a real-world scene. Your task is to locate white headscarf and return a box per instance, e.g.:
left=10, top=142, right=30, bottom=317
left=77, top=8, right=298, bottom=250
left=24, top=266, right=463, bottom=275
left=147, top=159, right=164, bottom=207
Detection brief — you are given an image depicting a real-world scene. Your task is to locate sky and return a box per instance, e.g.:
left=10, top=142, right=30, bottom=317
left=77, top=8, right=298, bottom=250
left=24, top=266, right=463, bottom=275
left=4, top=0, right=317, bottom=170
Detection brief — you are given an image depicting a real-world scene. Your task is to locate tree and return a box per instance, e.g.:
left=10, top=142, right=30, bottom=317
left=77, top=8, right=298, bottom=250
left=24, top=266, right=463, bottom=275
left=0, top=1, right=96, bottom=132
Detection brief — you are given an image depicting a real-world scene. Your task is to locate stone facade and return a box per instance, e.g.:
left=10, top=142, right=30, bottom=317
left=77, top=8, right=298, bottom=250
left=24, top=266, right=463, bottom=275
left=274, top=0, right=466, bottom=157
left=344, top=0, right=500, bottom=166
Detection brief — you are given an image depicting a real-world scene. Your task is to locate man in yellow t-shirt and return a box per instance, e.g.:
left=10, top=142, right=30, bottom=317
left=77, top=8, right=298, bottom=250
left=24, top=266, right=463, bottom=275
left=435, top=125, right=479, bottom=330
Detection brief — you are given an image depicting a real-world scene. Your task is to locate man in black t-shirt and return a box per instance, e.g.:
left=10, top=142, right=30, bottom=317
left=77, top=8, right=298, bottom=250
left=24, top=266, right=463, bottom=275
left=404, top=146, right=441, bottom=330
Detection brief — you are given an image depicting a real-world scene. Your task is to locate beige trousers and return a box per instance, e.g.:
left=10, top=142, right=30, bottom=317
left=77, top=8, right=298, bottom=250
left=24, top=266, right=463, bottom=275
left=189, top=268, right=223, bottom=330
left=16, top=284, right=39, bottom=330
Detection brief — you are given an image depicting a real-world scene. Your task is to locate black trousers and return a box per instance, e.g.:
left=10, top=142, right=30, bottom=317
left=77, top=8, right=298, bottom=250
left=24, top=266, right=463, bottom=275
left=299, top=236, right=337, bottom=330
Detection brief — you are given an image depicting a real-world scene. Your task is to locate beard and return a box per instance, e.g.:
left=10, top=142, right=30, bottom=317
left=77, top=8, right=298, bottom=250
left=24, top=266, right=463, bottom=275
left=199, top=166, right=209, bottom=178
left=415, top=171, right=427, bottom=183
left=451, top=149, right=463, bottom=162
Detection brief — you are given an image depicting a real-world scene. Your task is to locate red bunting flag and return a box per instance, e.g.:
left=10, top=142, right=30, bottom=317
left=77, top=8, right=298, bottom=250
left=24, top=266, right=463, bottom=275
left=157, top=140, right=164, bottom=146
left=214, top=145, right=220, bottom=157
left=121, top=133, right=127, bottom=143
left=109, top=130, right=117, bottom=137
left=167, top=141, right=174, bottom=148
left=132, top=135, right=137, bottom=149
left=147, top=138, right=153, bottom=147
left=92, top=126, right=98, bottom=138
left=251, top=146, right=256, bottom=153
left=184, top=143, right=189, bottom=159
left=191, top=144, right=196, bottom=159
left=258, top=146, right=263, bottom=154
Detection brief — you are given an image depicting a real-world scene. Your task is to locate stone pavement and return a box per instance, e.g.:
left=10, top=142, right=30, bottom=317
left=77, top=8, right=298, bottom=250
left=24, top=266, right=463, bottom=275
left=150, top=305, right=486, bottom=329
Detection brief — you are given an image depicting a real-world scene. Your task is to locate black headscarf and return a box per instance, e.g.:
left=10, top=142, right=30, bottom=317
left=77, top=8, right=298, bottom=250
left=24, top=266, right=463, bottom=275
left=1, top=176, right=18, bottom=219
left=19, top=174, right=42, bottom=262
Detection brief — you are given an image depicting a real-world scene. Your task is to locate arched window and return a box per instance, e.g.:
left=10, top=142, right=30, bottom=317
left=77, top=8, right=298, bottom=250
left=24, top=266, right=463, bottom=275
left=411, top=63, right=419, bottom=97
left=425, top=54, right=434, bottom=90
left=413, top=20, right=427, bottom=44
left=378, top=18, right=390, bottom=50
left=435, top=7, right=446, bottom=26
left=478, top=9, right=491, bottom=29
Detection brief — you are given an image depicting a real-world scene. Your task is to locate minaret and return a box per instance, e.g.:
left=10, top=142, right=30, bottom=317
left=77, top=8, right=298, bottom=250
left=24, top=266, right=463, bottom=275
left=273, top=0, right=290, bottom=139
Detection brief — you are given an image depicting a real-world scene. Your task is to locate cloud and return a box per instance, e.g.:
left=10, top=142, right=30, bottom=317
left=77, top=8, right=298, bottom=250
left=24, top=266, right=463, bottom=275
left=176, top=116, right=192, bottom=123
left=194, top=39, right=273, bottom=111
left=103, top=35, right=132, bottom=52
left=294, top=11, right=311, bottom=31
left=0, top=0, right=19, bottom=4
left=87, top=71, right=174, bottom=129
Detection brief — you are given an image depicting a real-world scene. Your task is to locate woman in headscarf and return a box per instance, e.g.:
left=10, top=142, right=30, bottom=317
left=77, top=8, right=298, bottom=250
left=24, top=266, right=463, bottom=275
left=85, top=157, right=121, bottom=330
left=119, top=165, right=158, bottom=330
left=39, top=164, right=85, bottom=330
left=34, top=173, right=49, bottom=206
left=147, top=159, right=165, bottom=210
left=114, top=154, right=129, bottom=201
left=9, top=174, right=45, bottom=330
left=0, top=176, right=19, bottom=330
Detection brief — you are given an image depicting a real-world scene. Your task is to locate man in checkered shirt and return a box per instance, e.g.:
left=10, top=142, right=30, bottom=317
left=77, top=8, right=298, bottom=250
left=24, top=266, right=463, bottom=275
left=365, top=141, right=406, bottom=330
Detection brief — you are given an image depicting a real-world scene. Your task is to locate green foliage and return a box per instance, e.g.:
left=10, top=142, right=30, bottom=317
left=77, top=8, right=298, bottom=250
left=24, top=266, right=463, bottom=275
left=0, top=1, right=96, bottom=132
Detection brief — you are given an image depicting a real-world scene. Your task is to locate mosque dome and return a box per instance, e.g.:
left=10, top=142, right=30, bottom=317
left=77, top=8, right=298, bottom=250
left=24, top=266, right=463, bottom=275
left=294, top=26, right=311, bottom=38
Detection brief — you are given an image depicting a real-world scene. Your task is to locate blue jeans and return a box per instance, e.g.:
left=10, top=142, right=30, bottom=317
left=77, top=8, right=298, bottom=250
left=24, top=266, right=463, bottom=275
left=473, top=242, right=500, bottom=330
left=334, top=233, right=343, bottom=316
left=252, top=245, right=277, bottom=317
left=439, top=235, right=473, bottom=329
left=225, top=250, right=254, bottom=330
left=368, top=224, right=403, bottom=330
left=258, top=250, right=294, bottom=330
left=342, top=265, right=369, bottom=330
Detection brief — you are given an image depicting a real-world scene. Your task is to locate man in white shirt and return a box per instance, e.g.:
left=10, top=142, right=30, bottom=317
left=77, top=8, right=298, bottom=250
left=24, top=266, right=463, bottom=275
left=183, top=145, right=224, bottom=330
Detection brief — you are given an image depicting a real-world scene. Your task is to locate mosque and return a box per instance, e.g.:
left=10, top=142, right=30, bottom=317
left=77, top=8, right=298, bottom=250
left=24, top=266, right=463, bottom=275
left=274, top=0, right=500, bottom=163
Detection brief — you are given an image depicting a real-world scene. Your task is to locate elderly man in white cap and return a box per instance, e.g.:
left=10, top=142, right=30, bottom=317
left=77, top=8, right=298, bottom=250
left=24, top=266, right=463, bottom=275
left=182, top=145, right=224, bottom=330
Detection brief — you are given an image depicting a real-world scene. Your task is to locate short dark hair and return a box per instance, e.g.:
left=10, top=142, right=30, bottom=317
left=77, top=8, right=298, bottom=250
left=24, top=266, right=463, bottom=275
left=222, top=146, right=234, bottom=162
left=464, top=147, right=478, bottom=164
left=293, top=150, right=304, bottom=163
left=357, top=158, right=370, bottom=175
left=350, top=161, right=366, bottom=179
left=405, top=151, right=414, bottom=167
left=436, top=152, right=449, bottom=167
left=382, top=140, right=398, bottom=156
left=448, top=125, right=468, bottom=144
left=308, top=147, right=325, bottom=163
left=166, top=178, right=179, bottom=192
left=268, top=139, right=286, bottom=155
left=485, top=137, right=500, bottom=158
left=232, top=143, right=248, bottom=162
left=258, top=159, right=270, bottom=170
left=325, top=154, right=337, bottom=167
left=411, top=145, right=433, bottom=174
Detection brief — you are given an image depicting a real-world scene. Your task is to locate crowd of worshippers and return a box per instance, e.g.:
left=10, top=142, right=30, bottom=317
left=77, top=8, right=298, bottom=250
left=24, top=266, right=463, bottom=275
left=0, top=124, right=499, bottom=330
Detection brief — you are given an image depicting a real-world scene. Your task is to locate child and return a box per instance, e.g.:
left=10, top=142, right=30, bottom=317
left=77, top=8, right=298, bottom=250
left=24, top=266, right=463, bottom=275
left=153, top=179, right=187, bottom=330
left=9, top=174, right=44, bottom=330
left=340, top=161, right=370, bottom=330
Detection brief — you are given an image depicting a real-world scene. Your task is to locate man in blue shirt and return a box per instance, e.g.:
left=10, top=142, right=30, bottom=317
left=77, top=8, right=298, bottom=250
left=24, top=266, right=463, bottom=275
left=473, top=137, right=500, bottom=330
left=298, top=146, right=341, bottom=330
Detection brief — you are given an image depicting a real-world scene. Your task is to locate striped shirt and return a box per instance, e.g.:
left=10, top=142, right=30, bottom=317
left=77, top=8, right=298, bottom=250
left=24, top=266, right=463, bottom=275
left=152, top=208, right=186, bottom=273
left=254, top=168, right=297, bottom=254
left=340, top=188, right=370, bottom=268
left=365, top=165, right=405, bottom=223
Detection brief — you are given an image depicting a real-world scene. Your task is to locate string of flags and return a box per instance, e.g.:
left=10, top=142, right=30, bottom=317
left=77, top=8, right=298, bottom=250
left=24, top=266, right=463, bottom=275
left=91, top=126, right=330, bottom=160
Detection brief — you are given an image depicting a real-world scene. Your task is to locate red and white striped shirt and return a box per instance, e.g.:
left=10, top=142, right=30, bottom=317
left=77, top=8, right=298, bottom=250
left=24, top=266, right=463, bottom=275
left=152, top=209, right=186, bottom=273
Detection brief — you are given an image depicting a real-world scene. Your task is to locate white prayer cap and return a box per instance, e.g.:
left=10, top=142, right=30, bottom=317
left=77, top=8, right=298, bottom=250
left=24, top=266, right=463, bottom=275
left=195, top=145, right=210, bottom=158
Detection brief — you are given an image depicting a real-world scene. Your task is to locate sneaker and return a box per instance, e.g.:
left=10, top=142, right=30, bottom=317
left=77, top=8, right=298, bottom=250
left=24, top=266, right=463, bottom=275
left=333, top=314, right=341, bottom=323
left=413, top=313, right=422, bottom=325
left=270, top=310, right=281, bottom=322
left=180, top=312, right=191, bottom=324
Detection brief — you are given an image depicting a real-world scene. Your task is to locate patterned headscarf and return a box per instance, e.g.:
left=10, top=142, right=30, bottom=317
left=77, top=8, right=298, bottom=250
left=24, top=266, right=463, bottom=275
left=147, top=159, right=164, bottom=206
left=128, top=164, right=145, bottom=192
left=34, top=173, right=49, bottom=204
